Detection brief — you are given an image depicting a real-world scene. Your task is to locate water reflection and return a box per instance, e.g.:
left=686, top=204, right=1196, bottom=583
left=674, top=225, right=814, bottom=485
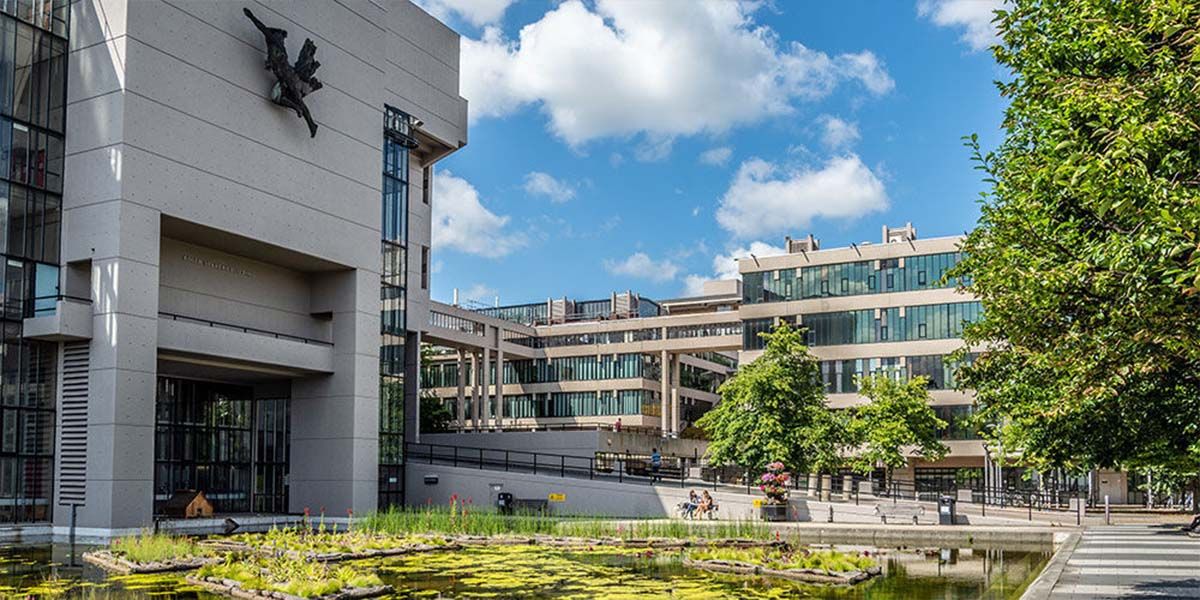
left=0, top=542, right=1050, bottom=599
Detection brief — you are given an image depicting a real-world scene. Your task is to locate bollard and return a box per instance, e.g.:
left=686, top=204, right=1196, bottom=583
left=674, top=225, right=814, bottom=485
left=1104, top=494, right=1110, bottom=525
left=828, top=505, right=834, bottom=523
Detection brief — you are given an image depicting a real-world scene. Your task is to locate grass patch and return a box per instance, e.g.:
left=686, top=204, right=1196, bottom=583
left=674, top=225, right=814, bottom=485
left=195, top=554, right=383, bottom=598
left=109, top=532, right=209, bottom=563
left=688, top=547, right=876, bottom=573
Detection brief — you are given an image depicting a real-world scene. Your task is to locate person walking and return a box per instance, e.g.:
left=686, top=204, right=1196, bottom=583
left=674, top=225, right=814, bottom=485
left=650, top=448, right=662, bottom=483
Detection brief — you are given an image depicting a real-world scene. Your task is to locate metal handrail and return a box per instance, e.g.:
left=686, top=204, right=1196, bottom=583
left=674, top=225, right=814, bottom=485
left=159, top=311, right=333, bottom=347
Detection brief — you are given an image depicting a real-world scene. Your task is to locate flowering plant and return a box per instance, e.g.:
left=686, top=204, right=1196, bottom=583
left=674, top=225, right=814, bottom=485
left=759, top=462, right=790, bottom=504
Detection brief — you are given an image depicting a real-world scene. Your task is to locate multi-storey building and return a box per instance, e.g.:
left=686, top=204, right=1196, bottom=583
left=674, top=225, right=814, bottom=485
left=736, top=224, right=987, bottom=490
left=421, top=284, right=741, bottom=435
left=423, top=224, right=1001, bottom=492
left=5, top=0, right=468, bottom=537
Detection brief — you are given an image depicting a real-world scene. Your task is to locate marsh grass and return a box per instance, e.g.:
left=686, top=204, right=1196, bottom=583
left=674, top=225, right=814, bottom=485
left=359, top=506, right=773, bottom=540
left=109, top=532, right=208, bottom=563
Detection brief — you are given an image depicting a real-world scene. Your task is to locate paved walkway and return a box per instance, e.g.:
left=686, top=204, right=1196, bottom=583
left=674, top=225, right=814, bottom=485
left=1048, top=525, right=1200, bottom=599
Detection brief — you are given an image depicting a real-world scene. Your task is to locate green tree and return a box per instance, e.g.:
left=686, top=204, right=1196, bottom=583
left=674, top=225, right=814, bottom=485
left=952, top=0, right=1200, bottom=500
left=420, top=392, right=454, bottom=433
left=696, top=324, right=847, bottom=473
left=847, top=375, right=948, bottom=485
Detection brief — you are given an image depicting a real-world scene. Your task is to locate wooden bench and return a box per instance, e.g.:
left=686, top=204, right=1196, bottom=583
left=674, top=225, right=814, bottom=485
left=874, top=503, right=925, bottom=524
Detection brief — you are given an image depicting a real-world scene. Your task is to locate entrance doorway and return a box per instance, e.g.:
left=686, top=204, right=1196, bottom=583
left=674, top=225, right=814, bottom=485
left=153, top=377, right=290, bottom=514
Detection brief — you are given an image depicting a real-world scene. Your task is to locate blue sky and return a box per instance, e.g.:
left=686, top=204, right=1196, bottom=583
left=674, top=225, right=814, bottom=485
left=418, top=0, right=1007, bottom=307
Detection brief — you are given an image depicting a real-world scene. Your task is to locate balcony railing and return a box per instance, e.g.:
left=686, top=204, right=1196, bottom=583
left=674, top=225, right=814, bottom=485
left=159, top=312, right=333, bottom=347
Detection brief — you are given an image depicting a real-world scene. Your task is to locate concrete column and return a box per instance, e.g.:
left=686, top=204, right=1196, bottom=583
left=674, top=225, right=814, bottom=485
left=481, top=345, right=491, bottom=428
left=470, top=352, right=480, bottom=428
left=403, top=330, right=421, bottom=444
left=495, top=347, right=504, bottom=430
left=291, top=268, right=380, bottom=516
left=66, top=202, right=161, bottom=532
left=659, top=350, right=669, bottom=436
left=455, top=350, right=466, bottom=432
left=670, top=353, right=680, bottom=435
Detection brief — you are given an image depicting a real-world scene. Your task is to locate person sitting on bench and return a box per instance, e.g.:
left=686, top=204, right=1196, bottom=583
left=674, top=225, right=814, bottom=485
left=698, top=491, right=715, bottom=518
left=681, top=490, right=700, bottom=519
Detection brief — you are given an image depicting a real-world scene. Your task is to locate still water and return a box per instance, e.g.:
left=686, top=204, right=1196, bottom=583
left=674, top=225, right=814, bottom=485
left=0, top=543, right=1050, bottom=599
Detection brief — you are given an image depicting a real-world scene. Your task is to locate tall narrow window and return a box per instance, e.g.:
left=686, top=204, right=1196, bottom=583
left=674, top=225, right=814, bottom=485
left=421, top=245, right=429, bottom=290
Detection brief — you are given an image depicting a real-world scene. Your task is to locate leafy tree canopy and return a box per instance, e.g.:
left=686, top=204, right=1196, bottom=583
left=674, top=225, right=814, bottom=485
left=696, top=324, right=846, bottom=473
left=848, top=375, right=948, bottom=477
left=953, top=0, right=1200, bottom=482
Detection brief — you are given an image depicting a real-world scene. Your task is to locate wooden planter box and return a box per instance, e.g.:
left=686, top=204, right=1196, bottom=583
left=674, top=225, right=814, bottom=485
left=82, top=550, right=218, bottom=574
left=187, top=576, right=393, bottom=600
left=760, top=503, right=789, bottom=522
left=684, top=559, right=881, bottom=585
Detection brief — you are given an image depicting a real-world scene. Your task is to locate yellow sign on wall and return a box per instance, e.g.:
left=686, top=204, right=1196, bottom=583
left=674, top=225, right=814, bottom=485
left=548, top=493, right=567, bottom=502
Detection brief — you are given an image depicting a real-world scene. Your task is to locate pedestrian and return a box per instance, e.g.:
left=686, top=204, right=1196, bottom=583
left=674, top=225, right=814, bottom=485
left=614, top=417, right=622, bottom=433
left=650, top=448, right=662, bottom=482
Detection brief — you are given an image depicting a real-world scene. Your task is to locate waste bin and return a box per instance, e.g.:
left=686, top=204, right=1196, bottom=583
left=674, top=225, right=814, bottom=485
left=497, top=492, right=514, bottom=515
left=938, top=495, right=957, bottom=525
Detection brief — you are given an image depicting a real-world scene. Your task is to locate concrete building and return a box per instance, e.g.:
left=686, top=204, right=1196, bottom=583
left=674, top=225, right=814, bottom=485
left=420, top=224, right=1064, bottom=495
left=420, top=284, right=741, bottom=436
left=5, top=0, right=468, bottom=536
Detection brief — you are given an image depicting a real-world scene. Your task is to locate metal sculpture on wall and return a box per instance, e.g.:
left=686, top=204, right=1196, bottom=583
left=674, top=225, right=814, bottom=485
left=244, top=8, right=323, bottom=137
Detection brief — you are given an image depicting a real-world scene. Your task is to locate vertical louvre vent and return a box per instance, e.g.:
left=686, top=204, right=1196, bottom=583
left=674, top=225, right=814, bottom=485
left=57, top=342, right=90, bottom=505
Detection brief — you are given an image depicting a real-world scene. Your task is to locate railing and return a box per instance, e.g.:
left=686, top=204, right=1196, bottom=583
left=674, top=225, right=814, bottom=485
left=450, top=423, right=662, bottom=436
left=28, top=294, right=91, bottom=318
left=159, top=312, right=333, bottom=347
left=409, top=440, right=1090, bottom=522
left=429, top=311, right=485, bottom=336
left=406, top=442, right=694, bottom=488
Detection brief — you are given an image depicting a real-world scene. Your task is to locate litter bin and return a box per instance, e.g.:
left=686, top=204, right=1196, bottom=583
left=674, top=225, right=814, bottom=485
left=497, top=492, right=514, bottom=515
left=938, top=495, right=957, bottom=525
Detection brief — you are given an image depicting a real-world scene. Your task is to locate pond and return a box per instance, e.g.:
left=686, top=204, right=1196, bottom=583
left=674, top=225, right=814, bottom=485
left=0, top=542, right=1050, bottom=599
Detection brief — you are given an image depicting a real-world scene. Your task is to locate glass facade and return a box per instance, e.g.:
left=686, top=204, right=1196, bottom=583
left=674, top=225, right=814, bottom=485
left=743, top=301, right=983, bottom=350
left=423, top=354, right=662, bottom=388
left=378, top=106, right=413, bottom=509
left=742, top=252, right=964, bottom=304
left=0, top=4, right=64, bottom=524
left=153, top=378, right=291, bottom=514
left=503, top=390, right=659, bottom=419
left=819, top=353, right=978, bottom=394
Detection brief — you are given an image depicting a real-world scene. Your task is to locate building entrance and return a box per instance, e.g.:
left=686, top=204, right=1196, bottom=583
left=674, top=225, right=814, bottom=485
left=153, top=377, right=290, bottom=514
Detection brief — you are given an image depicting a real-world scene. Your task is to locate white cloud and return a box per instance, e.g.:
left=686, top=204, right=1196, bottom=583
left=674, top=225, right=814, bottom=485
left=603, top=252, right=680, bottom=282
left=462, top=0, right=893, bottom=147
left=633, top=135, right=675, bottom=162
left=818, top=115, right=860, bottom=150
left=431, top=170, right=526, bottom=257
left=682, top=274, right=711, bottom=296
left=523, top=171, right=576, bottom=203
left=918, top=0, right=1004, bottom=51
left=715, top=155, right=888, bottom=239
left=414, top=0, right=515, bottom=27
left=699, top=146, right=733, bottom=166
left=463, top=283, right=498, bottom=303
left=681, top=241, right=787, bottom=296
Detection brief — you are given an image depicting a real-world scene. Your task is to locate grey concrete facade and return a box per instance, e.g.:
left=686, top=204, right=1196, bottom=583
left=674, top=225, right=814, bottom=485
left=38, top=0, right=467, bottom=535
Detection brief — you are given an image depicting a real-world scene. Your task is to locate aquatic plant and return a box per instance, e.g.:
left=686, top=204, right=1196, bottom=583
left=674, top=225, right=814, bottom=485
left=195, top=553, right=383, bottom=598
left=229, top=525, right=451, bottom=556
left=688, top=547, right=876, bottom=573
left=109, top=532, right=209, bottom=563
